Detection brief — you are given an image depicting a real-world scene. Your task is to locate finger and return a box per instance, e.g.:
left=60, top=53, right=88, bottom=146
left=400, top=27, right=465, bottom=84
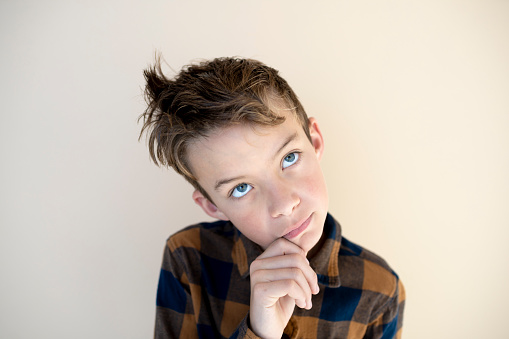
left=250, top=267, right=314, bottom=309
left=253, top=238, right=320, bottom=295
left=257, top=237, right=306, bottom=260
left=251, top=254, right=319, bottom=295
left=252, top=279, right=310, bottom=310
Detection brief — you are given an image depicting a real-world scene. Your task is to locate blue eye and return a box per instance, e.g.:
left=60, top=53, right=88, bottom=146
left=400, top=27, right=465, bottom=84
left=282, top=152, right=299, bottom=169
left=231, top=183, right=252, bottom=198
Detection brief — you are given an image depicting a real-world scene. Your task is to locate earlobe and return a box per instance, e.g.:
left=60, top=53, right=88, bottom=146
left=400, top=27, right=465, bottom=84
left=308, top=117, right=325, bottom=160
left=192, top=189, right=229, bottom=221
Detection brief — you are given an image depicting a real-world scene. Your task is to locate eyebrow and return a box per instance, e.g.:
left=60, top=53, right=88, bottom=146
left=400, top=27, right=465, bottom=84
left=214, top=132, right=298, bottom=192
left=214, top=175, right=246, bottom=192
left=275, top=132, right=298, bottom=158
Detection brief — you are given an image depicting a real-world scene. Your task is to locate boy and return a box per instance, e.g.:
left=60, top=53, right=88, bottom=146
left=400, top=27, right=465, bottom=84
left=140, top=57, right=405, bottom=338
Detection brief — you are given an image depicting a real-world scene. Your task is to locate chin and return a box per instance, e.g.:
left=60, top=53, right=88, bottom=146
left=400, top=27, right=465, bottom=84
left=299, top=231, right=320, bottom=252
left=303, top=213, right=327, bottom=254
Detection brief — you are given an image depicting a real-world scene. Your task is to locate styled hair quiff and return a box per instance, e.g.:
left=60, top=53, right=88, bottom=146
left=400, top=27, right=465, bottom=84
left=139, top=56, right=310, bottom=198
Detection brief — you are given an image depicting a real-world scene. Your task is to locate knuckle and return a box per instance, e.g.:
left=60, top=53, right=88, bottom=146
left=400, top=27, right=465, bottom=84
left=290, top=267, right=301, bottom=279
left=291, top=253, right=307, bottom=266
left=287, top=279, right=299, bottom=291
left=252, top=282, right=268, bottom=297
left=272, top=237, right=299, bottom=253
left=250, top=259, right=261, bottom=273
left=299, top=254, right=309, bottom=264
left=250, top=269, right=263, bottom=282
left=273, top=238, right=288, bottom=250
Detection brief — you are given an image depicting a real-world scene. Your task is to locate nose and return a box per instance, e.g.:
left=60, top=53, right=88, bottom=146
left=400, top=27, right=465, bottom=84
left=267, top=179, right=300, bottom=218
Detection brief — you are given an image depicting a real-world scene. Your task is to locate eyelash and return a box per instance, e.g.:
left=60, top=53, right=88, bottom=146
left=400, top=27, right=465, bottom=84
left=228, top=151, right=302, bottom=200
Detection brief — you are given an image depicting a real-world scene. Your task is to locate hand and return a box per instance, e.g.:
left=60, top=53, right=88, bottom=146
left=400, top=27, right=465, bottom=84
left=249, top=238, right=320, bottom=338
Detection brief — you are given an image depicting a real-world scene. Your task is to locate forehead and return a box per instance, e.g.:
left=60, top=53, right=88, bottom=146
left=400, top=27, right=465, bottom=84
left=187, top=112, right=305, bottom=184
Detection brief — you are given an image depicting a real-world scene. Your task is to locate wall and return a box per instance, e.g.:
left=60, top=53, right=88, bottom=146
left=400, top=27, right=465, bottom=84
left=1, top=1, right=508, bottom=338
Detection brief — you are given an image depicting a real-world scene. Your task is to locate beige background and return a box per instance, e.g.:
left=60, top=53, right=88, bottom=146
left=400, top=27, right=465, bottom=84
left=1, top=1, right=508, bottom=338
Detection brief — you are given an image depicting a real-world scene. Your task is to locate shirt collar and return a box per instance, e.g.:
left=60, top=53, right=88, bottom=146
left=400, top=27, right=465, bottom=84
left=231, top=213, right=342, bottom=288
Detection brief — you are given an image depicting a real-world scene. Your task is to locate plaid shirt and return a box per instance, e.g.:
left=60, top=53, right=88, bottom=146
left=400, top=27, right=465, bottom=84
left=155, top=214, right=405, bottom=338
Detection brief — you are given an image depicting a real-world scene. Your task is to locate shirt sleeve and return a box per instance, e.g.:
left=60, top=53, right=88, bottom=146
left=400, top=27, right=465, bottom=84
left=364, top=278, right=406, bottom=339
left=154, top=241, right=198, bottom=339
left=154, top=238, right=260, bottom=339
left=228, top=314, right=263, bottom=339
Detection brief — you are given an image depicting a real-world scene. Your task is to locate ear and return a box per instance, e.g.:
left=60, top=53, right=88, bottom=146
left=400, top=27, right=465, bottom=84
left=308, top=117, right=325, bottom=161
left=192, top=189, right=229, bottom=221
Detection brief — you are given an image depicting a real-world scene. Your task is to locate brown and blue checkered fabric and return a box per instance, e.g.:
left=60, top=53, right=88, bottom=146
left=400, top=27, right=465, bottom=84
left=155, top=214, right=405, bottom=338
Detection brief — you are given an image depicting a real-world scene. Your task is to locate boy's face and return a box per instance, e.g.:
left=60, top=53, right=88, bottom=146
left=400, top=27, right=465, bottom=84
left=188, top=110, right=329, bottom=255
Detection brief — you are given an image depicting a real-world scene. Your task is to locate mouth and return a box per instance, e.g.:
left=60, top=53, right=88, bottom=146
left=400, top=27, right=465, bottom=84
left=283, top=214, right=313, bottom=239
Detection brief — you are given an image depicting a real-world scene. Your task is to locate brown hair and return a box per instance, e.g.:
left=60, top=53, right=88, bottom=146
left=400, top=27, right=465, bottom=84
left=139, top=56, right=310, bottom=200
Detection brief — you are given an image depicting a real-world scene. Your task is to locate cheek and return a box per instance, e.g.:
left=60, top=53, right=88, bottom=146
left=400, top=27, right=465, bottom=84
left=300, top=164, right=327, bottom=200
left=223, top=205, right=273, bottom=248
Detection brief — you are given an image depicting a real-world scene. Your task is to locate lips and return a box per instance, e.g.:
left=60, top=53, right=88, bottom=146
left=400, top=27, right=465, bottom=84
left=283, top=214, right=313, bottom=239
